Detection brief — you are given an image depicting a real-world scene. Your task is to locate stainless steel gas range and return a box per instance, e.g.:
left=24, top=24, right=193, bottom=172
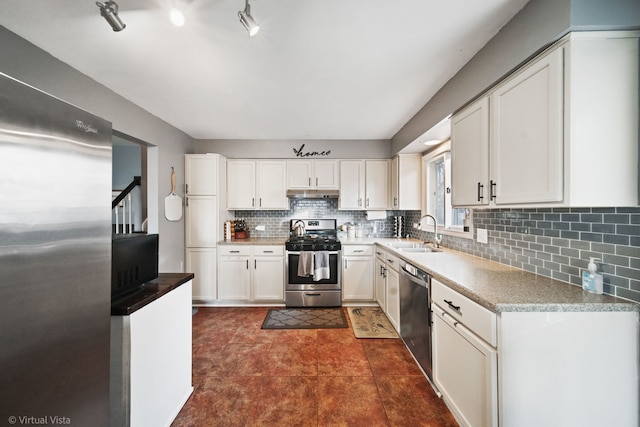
left=285, top=219, right=342, bottom=307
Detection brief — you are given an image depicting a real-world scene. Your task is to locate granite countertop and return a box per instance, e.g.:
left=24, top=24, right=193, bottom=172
left=369, top=238, right=639, bottom=314
left=111, top=272, right=195, bottom=315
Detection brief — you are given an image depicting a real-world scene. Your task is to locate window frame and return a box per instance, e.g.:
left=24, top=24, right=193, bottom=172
left=421, top=140, right=473, bottom=240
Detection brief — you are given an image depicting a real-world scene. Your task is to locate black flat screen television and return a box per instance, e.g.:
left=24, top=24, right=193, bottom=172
left=111, top=233, right=159, bottom=300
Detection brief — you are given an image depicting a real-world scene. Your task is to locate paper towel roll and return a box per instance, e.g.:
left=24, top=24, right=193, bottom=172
left=366, top=210, right=387, bottom=221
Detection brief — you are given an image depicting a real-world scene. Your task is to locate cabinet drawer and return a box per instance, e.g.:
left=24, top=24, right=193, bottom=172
left=252, top=245, right=284, bottom=256
left=342, top=245, right=373, bottom=256
left=384, top=253, right=400, bottom=271
left=432, top=279, right=497, bottom=347
left=219, top=245, right=251, bottom=256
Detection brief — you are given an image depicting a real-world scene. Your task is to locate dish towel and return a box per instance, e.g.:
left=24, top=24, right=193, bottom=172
left=313, top=251, right=331, bottom=281
left=297, top=251, right=314, bottom=277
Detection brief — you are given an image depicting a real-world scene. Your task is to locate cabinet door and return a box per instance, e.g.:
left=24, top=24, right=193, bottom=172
left=287, top=160, right=312, bottom=189
left=390, top=157, right=399, bottom=209
left=227, top=160, right=256, bottom=209
left=365, top=160, right=390, bottom=209
left=186, top=248, right=216, bottom=301
left=218, top=256, right=251, bottom=300
left=393, top=154, right=421, bottom=210
left=386, top=267, right=400, bottom=333
left=451, top=97, right=490, bottom=206
left=339, top=161, right=365, bottom=209
left=433, top=307, right=498, bottom=427
left=257, top=160, right=288, bottom=209
left=374, top=256, right=386, bottom=311
left=185, top=195, right=217, bottom=247
left=185, top=154, right=218, bottom=195
left=313, top=160, right=339, bottom=189
left=342, top=256, right=374, bottom=301
left=253, top=256, right=284, bottom=301
left=490, top=47, right=563, bottom=205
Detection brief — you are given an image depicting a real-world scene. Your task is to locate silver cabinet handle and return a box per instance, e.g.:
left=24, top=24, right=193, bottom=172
left=230, top=250, right=240, bottom=253
left=316, top=177, right=319, bottom=186
left=246, top=260, right=249, bottom=269
left=354, top=250, right=364, bottom=253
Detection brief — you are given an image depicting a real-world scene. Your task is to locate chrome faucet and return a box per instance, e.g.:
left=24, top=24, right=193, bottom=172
left=420, top=214, right=442, bottom=248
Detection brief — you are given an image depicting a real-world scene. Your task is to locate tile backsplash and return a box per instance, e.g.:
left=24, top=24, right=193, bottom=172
left=407, top=207, right=640, bottom=304
left=234, top=198, right=401, bottom=239
left=234, top=201, right=640, bottom=304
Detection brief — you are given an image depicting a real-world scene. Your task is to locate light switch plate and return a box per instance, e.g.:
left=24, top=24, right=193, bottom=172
left=477, top=228, right=488, bottom=244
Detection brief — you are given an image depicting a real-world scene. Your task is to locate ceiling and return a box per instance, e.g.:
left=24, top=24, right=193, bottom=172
left=0, top=0, right=529, bottom=146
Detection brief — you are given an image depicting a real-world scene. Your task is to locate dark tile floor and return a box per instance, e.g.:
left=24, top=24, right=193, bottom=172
left=172, top=307, right=458, bottom=426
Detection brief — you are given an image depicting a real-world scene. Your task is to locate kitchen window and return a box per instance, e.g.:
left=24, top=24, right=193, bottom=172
left=422, top=140, right=473, bottom=239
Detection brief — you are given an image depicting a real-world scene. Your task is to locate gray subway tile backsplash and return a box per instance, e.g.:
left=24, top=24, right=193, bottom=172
left=233, top=202, right=640, bottom=304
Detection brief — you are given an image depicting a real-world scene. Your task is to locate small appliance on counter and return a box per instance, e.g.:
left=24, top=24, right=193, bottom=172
left=225, top=219, right=250, bottom=240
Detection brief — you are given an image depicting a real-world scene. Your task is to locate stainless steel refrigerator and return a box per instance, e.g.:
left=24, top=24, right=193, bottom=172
left=0, top=73, right=112, bottom=426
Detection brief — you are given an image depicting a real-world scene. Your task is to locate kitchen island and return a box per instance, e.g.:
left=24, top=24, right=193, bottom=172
left=110, top=273, right=194, bottom=427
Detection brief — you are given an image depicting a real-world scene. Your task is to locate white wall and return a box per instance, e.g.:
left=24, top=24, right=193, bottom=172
left=0, top=26, right=195, bottom=273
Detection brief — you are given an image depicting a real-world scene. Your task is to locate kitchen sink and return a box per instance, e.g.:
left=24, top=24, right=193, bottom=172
left=398, top=247, right=442, bottom=253
left=386, top=241, right=442, bottom=253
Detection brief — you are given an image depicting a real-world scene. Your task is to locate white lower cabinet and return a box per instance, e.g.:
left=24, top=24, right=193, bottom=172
left=373, top=247, right=400, bottom=332
left=374, top=249, right=386, bottom=310
left=186, top=248, right=217, bottom=302
left=341, top=245, right=374, bottom=301
left=432, top=279, right=498, bottom=427
left=218, top=245, right=284, bottom=303
left=432, top=278, right=639, bottom=427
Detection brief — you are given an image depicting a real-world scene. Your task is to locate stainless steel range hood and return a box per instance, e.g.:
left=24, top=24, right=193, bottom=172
left=286, top=189, right=340, bottom=199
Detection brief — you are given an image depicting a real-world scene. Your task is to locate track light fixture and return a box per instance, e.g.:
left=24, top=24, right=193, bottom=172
left=96, top=1, right=126, bottom=32
left=238, top=0, right=260, bottom=37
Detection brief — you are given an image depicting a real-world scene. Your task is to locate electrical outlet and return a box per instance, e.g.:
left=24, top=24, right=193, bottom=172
left=413, top=223, right=419, bottom=229
left=255, top=225, right=265, bottom=231
left=477, top=228, right=488, bottom=244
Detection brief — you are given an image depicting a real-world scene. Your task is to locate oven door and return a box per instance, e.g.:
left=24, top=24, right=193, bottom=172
left=286, top=251, right=341, bottom=290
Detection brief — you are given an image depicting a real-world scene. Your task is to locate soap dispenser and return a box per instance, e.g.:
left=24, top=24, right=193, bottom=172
left=582, top=257, right=603, bottom=294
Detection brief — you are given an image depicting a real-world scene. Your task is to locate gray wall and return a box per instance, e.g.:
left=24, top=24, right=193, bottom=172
left=391, top=0, right=639, bottom=153
left=196, top=139, right=391, bottom=159
left=0, top=25, right=195, bottom=272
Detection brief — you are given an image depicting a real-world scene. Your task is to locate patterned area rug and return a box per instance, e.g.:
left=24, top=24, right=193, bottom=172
left=261, top=308, right=348, bottom=329
left=347, top=307, right=399, bottom=338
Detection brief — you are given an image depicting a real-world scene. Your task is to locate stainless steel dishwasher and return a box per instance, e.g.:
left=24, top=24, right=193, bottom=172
left=399, top=260, right=438, bottom=391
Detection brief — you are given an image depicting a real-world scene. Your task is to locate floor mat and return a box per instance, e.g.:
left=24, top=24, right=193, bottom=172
left=347, top=307, right=399, bottom=338
left=261, top=308, right=348, bottom=329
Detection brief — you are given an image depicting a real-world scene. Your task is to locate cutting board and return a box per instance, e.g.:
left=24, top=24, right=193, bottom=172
left=164, top=167, right=182, bottom=221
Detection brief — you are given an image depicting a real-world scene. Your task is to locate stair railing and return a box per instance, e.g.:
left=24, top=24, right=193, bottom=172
left=112, top=176, right=141, bottom=234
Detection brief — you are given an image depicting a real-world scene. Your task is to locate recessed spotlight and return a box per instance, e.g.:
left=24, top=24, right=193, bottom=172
left=422, top=139, right=442, bottom=146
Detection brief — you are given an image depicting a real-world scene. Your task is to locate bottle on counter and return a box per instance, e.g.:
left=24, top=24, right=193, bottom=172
left=582, top=257, right=603, bottom=294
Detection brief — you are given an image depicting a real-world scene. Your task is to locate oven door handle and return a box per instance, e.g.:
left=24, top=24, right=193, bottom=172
left=287, top=251, right=340, bottom=255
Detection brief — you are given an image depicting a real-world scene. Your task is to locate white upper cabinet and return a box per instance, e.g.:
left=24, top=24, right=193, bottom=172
left=185, top=154, right=218, bottom=195
left=227, top=160, right=256, bottom=209
left=390, top=154, right=421, bottom=210
left=490, top=47, right=564, bottom=205
left=451, top=97, right=490, bottom=206
left=287, top=160, right=339, bottom=189
left=365, top=160, right=390, bottom=209
left=339, top=160, right=389, bottom=210
left=257, top=160, right=288, bottom=209
left=451, top=31, right=639, bottom=208
left=339, top=160, right=366, bottom=209
left=227, top=160, right=287, bottom=210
